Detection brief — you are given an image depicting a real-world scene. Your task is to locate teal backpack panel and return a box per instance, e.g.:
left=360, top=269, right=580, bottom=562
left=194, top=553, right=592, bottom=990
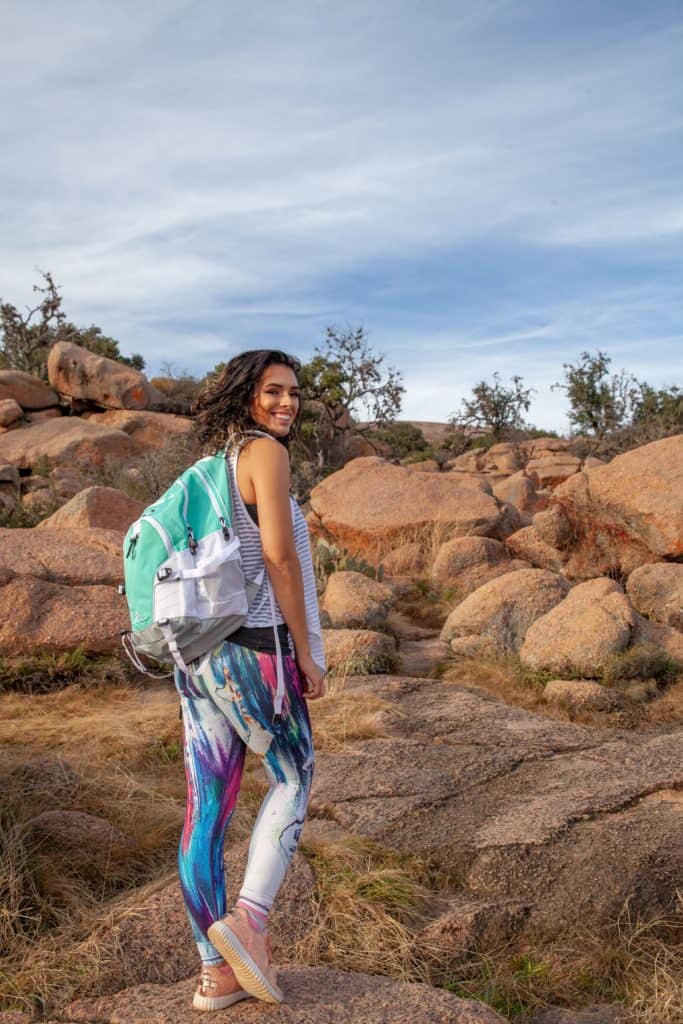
left=122, top=455, right=234, bottom=637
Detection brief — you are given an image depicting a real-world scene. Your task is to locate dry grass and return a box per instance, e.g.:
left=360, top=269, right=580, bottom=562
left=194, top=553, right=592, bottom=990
left=325, top=646, right=400, bottom=680
left=395, top=577, right=460, bottom=630
left=1, top=651, right=680, bottom=1019
left=438, top=652, right=683, bottom=729
left=441, top=896, right=682, bottom=1021
left=438, top=654, right=549, bottom=712
left=0, top=866, right=182, bottom=1014
left=0, top=680, right=182, bottom=769
left=308, top=685, right=396, bottom=752
left=295, top=832, right=438, bottom=982
left=0, top=650, right=135, bottom=695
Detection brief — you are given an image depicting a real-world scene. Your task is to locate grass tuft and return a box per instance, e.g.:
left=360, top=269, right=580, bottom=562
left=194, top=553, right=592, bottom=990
left=308, top=687, right=395, bottom=751
left=296, top=833, right=437, bottom=981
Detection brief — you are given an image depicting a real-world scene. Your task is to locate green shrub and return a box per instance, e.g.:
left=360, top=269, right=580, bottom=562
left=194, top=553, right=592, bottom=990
left=313, top=539, right=384, bottom=591
left=601, top=644, right=681, bottom=688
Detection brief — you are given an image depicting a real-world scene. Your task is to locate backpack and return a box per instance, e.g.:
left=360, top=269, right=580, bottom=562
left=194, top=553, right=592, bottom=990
left=120, top=433, right=289, bottom=719
left=121, top=450, right=267, bottom=677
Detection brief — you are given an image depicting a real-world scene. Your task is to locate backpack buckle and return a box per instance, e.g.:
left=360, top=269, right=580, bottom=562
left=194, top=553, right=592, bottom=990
left=156, top=567, right=173, bottom=581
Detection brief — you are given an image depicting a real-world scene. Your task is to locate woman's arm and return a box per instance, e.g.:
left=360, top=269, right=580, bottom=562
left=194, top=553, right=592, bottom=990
left=248, top=438, right=325, bottom=698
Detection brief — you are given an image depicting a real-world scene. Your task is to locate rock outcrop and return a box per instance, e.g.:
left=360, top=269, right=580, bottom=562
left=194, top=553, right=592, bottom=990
left=309, top=457, right=504, bottom=561
left=0, top=526, right=123, bottom=586
left=492, top=470, right=538, bottom=512
left=505, top=526, right=566, bottom=573
left=551, top=434, right=683, bottom=577
left=0, top=398, right=22, bottom=428
left=526, top=454, right=581, bottom=489
left=543, top=678, right=625, bottom=712
left=310, top=675, right=683, bottom=945
left=47, top=341, right=166, bottom=410
left=87, top=409, right=193, bottom=452
left=64, top=968, right=505, bottom=1023
left=0, top=416, right=134, bottom=470
left=0, top=577, right=128, bottom=653
left=0, top=460, right=20, bottom=512
left=323, top=628, right=398, bottom=674
left=24, top=809, right=133, bottom=886
left=322, top=571, right=395, bottom=629
left=431, top=536, right=529, bottom=595
left=626, top=562, right=683, bottom=630
left=37, top=487, right=145, bottom=533
left=0, top=370, right=59, bottom=409
left=520, top=578, right=635, bottom=675
left=441, top=568, right=570, bottom=654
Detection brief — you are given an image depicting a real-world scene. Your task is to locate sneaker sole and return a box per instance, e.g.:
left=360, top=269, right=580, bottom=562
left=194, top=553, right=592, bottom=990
left=207, top=921, right=283, bottom=1004
left=192, top=989, right=251, bottom=1011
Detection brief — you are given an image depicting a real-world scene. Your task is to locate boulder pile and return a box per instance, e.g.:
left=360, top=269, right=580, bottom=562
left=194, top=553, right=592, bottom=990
left=0, top=343, right=193, bottom=519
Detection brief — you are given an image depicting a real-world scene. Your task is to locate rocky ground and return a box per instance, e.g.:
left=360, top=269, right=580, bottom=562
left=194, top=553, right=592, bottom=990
left=0, top=345, right=681, bottom=1023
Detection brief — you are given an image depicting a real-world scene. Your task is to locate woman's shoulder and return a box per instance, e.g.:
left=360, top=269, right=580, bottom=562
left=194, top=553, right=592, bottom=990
left=240, top=436, right=290, bottom=465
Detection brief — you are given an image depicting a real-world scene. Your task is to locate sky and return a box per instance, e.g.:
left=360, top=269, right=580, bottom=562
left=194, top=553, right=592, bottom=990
left=1, top=0, right=682, bottom=433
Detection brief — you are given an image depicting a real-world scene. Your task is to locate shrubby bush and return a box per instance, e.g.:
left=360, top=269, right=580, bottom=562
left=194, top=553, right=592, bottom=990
left=0, top=272, right=144, bottom=380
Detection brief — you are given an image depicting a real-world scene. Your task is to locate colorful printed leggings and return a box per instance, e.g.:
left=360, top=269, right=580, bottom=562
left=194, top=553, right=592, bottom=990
left=174, top=640, right=315, bottom=965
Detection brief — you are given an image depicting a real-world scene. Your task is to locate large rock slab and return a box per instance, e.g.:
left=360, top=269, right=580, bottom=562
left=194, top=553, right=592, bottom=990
left=492, top=470, right=538, bottom=512
left=506, top=525, right=566, bottom=573
left=481, top=442, right=524, bottom=474
left=309, top=457, right=503, bottom=560
left=88, top=409, right=194, bottom=452
left=0, top=416, right=134, bottom=470
left=431, top=536, right=529, bottom=596
left=521, top=437, right=572, bottom=457
left=552, top=434, right=683, bottom=577
left=323, top=628, right=398, bottom=674
left=310, top=675, right=683, bottom=941
left=441, top=568, right=569, bottom=654
left=520, top=578, right=635, bottom=675
left=322, top=570, right=395, bottom=629
left=0, top=460, right=20, bottom=512
left=0, top=370, right=59, bottom=409
left=65, top=967, right=505, bottom=1023
left=626, top=562, right=683, bottom=630
left=0, top=577, right=128, bottom=653
left=526, top=454, right=581, bottom=489
left=47, top=341, right=166, bottom=410
left=24, top=810, right=133, bottom=887
left=543, top=678, right=625, bottom=713
left=0, top=398, right=22, bottom=427
left=0, top=527, right=123, bottom=586
left=67, top=842, right=316, bottom=998
left=37, top=486, right=145, bottom=533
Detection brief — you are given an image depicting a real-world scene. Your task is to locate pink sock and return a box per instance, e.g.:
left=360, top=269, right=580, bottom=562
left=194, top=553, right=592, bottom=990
left=237, top=897, right=268, bottom=933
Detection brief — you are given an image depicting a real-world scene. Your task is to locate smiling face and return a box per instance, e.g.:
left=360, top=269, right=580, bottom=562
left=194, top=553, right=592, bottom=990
left=249, top=362, right=301, bottom=437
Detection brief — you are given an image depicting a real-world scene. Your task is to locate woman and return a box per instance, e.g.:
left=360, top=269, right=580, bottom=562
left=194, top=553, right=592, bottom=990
left=176, top=350, right=326, bottom=1011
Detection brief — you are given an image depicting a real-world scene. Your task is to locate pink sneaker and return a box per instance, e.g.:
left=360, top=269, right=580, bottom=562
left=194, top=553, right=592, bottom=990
left=192, top=961, right=251, bottom=1011
left=207, top=906, right=284, bottom=1004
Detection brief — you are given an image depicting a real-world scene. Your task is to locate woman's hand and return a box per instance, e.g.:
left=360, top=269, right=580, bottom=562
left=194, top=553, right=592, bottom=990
left=296, top=652, right=326, bottom=700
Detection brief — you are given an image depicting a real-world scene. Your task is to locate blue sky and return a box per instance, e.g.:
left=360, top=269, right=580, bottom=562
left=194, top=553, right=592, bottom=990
left=1, top=0, right=682, bottom=432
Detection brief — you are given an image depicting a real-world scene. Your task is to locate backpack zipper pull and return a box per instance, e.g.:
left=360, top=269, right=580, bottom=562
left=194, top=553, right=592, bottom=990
left=187, top=526, right=198, bottom=554
left=126, top=536, right=138, bottom=559
left=219, top=517, right=231, bottom=540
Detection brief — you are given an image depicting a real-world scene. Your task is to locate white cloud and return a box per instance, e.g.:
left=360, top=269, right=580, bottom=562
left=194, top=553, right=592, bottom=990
left=1, top=1, right=682, bottom=424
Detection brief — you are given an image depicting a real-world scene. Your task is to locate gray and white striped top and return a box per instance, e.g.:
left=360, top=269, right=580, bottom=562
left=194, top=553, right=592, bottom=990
left=226, top=446, right=326, bottom=671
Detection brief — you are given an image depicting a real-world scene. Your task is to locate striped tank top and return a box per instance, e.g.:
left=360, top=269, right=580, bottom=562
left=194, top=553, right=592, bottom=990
left=226, top=443, right=325, bottom=671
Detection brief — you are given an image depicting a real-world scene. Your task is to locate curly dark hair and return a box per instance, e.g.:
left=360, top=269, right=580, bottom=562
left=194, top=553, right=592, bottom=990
left=193, top=349, right=302, bottom=453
